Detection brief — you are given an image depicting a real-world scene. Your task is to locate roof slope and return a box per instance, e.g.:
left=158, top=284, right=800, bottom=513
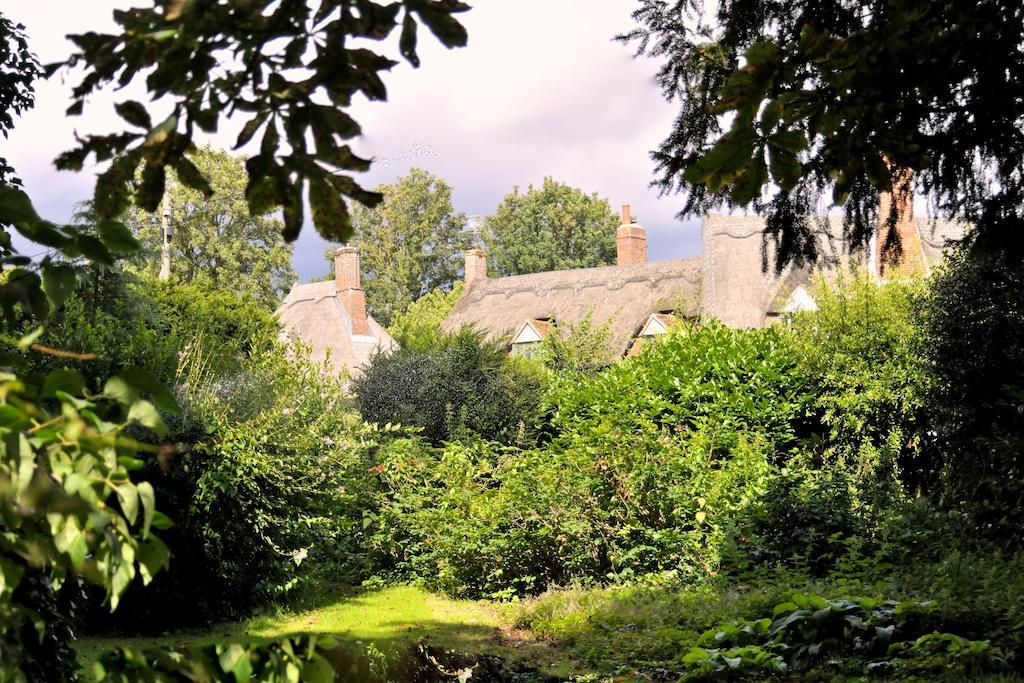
left=442, top=258, right=702, bottom=354
left=701, top=213, right=967, bottom=328
left=274, top=280, right=396, bottom=376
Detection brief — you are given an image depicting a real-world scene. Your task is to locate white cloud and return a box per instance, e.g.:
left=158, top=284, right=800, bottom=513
left=4, top=1, right=701, bottom=281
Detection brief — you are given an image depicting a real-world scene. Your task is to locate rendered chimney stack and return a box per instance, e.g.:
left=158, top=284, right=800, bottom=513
left=616, top=203, right=647, bottom=265
left=334, top=246, right=370, bottom=336
left=465, top=248, right=487, bottom=286
left=875, top=169, right=924, bottom=279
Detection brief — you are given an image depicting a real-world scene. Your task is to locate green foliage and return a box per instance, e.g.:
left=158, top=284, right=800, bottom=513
left=482, top=177, right=619, bottom=276
left=30, top=271, right=278, bottom=390
left=623, top=1, right=1024, bottom=263
left=55, top=1, right=470, bottom=242
left=354, top=327, right=544, bottom=446
left=111, top=345, right=379, bottom=629
left=125, top=146, right=296, bottom=306
left=0, top=186, right=138, bottom=327
left=537, top=312, right=614, bottom=377
left=680, top=594, right=1009, bottom=680
left=918, top=248, right=1024, bottom=535
left=385, top=282, right=463, bottom=352
left=787, top=270, right=926, bottom=495
left=324, top=168, right=470, bottom=326
left=366, top=324, right=812, bottom=597
left=0, top=13, right=40, bottom=186
left=550, top=322, right=811, bottom=455
left=723, top=464, right=859, bottom=576
left=93, top=635, right=339, bottom=682
left=0, top=364, right=172, bottom=679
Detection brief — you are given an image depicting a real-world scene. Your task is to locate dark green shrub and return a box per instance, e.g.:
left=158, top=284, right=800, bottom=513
left=724, top=465, right=860, bottom=576
left=353, top=327, right=545, bottom=446
left=918, top=247, right=1024, bottom=536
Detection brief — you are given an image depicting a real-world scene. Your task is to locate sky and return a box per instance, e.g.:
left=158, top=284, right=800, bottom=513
left=4, top=1, right=704, bottom=282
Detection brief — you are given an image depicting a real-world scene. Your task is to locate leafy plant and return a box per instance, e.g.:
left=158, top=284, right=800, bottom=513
left=0, top=363, right=174, bottom=679
left=680, top=594, right=1009, bottom=680
left=354, top=327, right=544, bottom=446
left=93, top=635, right=339, bottom=682
left=386, top=282, right=463, bottom=352
left=52, top=1, right=471, bottom=243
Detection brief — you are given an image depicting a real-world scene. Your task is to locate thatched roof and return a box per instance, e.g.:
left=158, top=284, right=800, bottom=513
left=701, top=213, right=967, bottom=328
left=274, top=280, right=396, bottom=377
left=442, top=258, right=702, bottom=355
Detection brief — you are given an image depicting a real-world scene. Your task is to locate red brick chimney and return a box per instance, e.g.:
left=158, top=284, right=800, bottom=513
left=876, top=169, right=924, bottom=278
left=465, top=248, right=487, bottom=286
left=334, top=247, right=370, bottom=336
left=616, top=204, right=647, bottom=265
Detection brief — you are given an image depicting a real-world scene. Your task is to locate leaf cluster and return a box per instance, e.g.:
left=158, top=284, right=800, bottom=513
left=623, top=0, right=1024, bottom=266
left=53, top=0, right=471, bottom=244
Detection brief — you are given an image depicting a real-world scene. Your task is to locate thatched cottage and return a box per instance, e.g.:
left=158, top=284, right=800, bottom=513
left=442, top=188, right=965, bottom=356
left=274, top=247, right=396, bottom=377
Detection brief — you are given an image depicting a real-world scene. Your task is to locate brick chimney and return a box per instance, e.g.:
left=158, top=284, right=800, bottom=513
left=334, top=247, right=370, bottom=336
left=465, top=248, right=487, bottom=286
left=616, top=204, right=647, bottom=265
left=875, top=169, right=925, bottom=279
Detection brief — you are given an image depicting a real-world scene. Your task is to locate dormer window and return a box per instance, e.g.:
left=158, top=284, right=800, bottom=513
left=511, top=318, right=555, bottom=358
left=626, top=311, right=685, bottom=357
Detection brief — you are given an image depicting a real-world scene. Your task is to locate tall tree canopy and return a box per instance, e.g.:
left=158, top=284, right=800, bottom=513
left=0, top=14, right=39, bottom=187
left=622, top=0, right=1024, bottom=267
left=482, top=178, right=619, bottom=276
left=126, top=147, right=296, bottom=307
left=324, top=168, right=469, bottom=325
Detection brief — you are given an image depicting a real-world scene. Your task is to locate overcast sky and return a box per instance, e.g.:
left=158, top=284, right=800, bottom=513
left=5, top=1, right=703, bottom=282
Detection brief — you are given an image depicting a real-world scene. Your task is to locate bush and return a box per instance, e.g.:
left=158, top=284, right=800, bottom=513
left=354, top=327, right=545, bottom=446
left=723, top=463, right=860, bottom=576
left=386, top=283, right=463, bottom=352
left=786, top=269, right=926, bottom=499
left=918, top=247, right=1024, bottom=535
left=366, top=324, right=816, bottom=597
left=30, top=271, right=278, bottom=390
left=103, top=345, right=382, bottom=630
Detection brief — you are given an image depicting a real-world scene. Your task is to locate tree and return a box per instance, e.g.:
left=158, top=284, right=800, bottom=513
left=622, top=1, right=1024, bottom=268
left=353, top=327, right=544, bottom=446
left=48, top=0, right=470, bottom=244
left=126, top=146, right=295, bottom=306
left=387, top=282, right=463, bottom=352
left=324, top=168, right=469, bottom=326
left=0, top=13, right=39, bottom=187
left=483, top=178, right=618, bottom=276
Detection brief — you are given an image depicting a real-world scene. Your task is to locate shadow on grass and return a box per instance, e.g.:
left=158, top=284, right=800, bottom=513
left=79, top=588, right=569, bottom=682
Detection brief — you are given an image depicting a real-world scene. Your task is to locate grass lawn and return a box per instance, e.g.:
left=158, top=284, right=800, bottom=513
left=75, top=586, right=579, bottom=679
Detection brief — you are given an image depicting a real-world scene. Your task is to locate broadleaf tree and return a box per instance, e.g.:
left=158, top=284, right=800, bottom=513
left=125, top=146, right=296, bottom=307
left=47, top=0, right=471, bottom=244
left=621, top=0, right=1024, bottom=267
left=323, top=168, right=469, bottom=326
left=483, top=178, right=619, bottom=276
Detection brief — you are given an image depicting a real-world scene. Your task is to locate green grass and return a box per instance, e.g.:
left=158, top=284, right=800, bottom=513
left=75, top=586, right=578, bottom=678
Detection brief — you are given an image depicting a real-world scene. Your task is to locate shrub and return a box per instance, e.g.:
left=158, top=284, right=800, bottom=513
left=537, top=311, right=614, bottom=376
left=354, top=327, right=545, bottom=446
left=105, top=346, right=381, bottom=629
left=786, top=269, right=926, bottom=499
left=918, top=247, right=1024, bottom=535
left=31, top=272, right=278, bottom=390
left=386, top=283, right=463, bottom=352
left=723, top=463, right=860, bottom=576
left=366, top=324, right=815, bottom=597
